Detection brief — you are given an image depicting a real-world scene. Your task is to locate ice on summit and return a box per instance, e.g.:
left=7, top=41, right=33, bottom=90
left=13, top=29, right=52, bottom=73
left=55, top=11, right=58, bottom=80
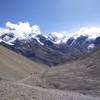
left=47, top=27, right=100, bottom=44
left=0, top=22, right=41, bottom=44
left=70, top=27, right=100, bottom=39
left=6, top=22, right=41, bottom=39
left=47, top=32, right=69, bottom=44
left=0, top=22, right=100, bottom=46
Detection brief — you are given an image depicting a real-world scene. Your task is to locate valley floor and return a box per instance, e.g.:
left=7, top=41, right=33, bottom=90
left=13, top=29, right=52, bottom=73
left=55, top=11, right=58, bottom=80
left=0, top=80, right=99, bottom=100
left=0, top=46, right=100, bottom=100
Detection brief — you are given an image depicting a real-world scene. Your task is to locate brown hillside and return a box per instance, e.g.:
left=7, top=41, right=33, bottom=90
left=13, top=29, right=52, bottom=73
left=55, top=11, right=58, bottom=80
left=0, top=45, right=47, bottom=81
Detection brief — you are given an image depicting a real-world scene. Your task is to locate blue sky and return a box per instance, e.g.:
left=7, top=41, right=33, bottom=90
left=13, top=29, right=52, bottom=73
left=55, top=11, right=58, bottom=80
left=0, top=0, right=100, bottom=33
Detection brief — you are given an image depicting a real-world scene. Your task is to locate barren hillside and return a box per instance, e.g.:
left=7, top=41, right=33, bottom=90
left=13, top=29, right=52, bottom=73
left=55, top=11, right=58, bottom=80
left=0, top=80, right=99, bottom=100
left=0, top=45, right=47, bottom=81
left=21, top=48, right=100, bottom=97
left=0, top=45, right=100, bottom=100
left=40, top=49, right=100, bottom=97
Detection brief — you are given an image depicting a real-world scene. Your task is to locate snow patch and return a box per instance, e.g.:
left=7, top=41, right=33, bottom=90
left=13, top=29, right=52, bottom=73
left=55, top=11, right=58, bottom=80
left=88, top=44, right=95, bottom=49
left=47, top=32, right=69, bottom=44
left=70, top=27, right=100, bottom=39
left=47, top=27, right=100, bottom=44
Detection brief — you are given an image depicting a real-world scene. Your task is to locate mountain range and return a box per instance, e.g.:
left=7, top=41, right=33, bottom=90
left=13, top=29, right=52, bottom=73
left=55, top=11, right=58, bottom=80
left=0, top=24, right=100, bottom=99
left=0, top=41, right=100, bottom=99
left=0, top=26, right=100, bottom=66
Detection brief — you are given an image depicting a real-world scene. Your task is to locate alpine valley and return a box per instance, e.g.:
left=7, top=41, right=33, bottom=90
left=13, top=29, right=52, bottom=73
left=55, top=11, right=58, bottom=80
left=0, top=23, right=100, bottom=66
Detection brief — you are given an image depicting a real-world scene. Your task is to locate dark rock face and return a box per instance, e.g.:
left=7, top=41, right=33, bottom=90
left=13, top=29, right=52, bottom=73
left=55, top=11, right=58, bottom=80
left=10, top=39, right=77, bottom=66
left=94, top=37, right=100, bottom=46
left=66, top=38, right=74, bottom=46
left=0, top=33, right=14, bottom=42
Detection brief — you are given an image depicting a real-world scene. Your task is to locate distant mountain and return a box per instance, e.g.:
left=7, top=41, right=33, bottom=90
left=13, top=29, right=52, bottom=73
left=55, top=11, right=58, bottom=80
left=0, top=27, right=100, bottom=66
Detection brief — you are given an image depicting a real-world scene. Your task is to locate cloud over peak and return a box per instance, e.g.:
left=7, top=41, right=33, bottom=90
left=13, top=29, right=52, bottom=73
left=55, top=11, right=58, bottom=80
left=0, top=21, right=100, bottom=44
left=70, top=27, right=100, bottom=39
left=0, top=21, right=41, bottom=39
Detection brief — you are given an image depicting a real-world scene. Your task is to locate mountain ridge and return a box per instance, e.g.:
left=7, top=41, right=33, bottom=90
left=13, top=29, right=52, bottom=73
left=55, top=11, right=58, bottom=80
left=0, top=40, right=100, bottom=99
left=0, top=25, right=100, bottom=66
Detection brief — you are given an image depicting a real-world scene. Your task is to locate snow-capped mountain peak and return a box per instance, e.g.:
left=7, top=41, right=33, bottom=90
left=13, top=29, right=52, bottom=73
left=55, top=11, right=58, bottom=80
left=47, top=32, right=69, bottom=44
left=0, top=22, right=100, bottom=47
left=70, top=27, right=100, bottom=39
left=0, top=22, right=41, bottom=44
left=6, top=22, right=41, bottom=39
left=47, top=27, right=100, bottom=44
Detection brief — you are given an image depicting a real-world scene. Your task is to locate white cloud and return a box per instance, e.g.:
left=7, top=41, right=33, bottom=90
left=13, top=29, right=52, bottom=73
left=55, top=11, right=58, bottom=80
left=32, top=25, right=41, bottom=35
left=6, top=22, right=32, bottom=34
left=0, top=21, right=41, bottom=39
left=70, top=27, right=100, bottom=39
left=1, top=22, right=100, bottom=43
left=47, top=27, right=100, bottom=44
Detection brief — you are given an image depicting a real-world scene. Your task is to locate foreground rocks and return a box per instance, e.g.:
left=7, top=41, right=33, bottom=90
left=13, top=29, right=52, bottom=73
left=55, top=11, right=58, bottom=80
left=0, top=80, right=99, bottom=100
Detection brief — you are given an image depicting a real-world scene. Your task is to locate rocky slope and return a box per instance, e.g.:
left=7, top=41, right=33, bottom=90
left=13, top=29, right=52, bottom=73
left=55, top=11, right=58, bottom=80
left=0, top=45, right=46, bottom=81
left=20, top=48, right=100, bottom=97
left=0, top=45, right=100, bottom=100
left=0, top=80, right=99, bottom=100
